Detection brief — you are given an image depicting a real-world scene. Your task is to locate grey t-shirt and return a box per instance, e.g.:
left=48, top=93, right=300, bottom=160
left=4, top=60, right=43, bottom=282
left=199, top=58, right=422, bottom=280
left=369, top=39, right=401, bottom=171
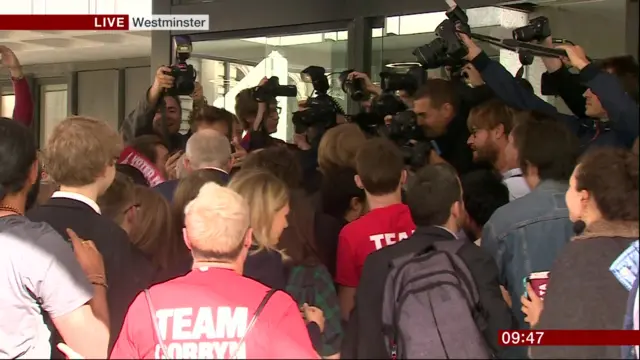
left=0, top=215, right=93, bottom=359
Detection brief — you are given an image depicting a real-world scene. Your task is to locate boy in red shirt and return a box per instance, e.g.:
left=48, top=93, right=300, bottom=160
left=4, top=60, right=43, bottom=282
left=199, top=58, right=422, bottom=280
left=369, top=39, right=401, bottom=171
left=335, top=138, right=416, bottom=320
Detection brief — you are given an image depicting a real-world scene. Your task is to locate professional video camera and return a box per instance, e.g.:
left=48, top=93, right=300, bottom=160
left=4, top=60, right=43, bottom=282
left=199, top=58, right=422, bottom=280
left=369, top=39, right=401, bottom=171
left=512, top=16, right=551, bottom=43
left=292, top=65, right=344, bottom=134
left=166, top=36, right=197, bottom=96
left=250, top=76, right=297, bottom=102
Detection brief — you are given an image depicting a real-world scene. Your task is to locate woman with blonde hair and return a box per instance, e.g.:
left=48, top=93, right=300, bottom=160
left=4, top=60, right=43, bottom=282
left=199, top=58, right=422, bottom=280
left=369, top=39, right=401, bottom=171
left=318, top=123, right=367, bottom=173
left=229, top=168, right=327, bottom=356
left=228, top=169, right=290, bottom=288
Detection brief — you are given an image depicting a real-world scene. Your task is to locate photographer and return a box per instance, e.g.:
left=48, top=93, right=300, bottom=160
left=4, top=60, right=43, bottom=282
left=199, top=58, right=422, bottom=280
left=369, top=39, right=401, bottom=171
left=120, top=66, right=205, bottom=152
left=235, top=78, right=284, bottom=151
left=457, top=32, right=639, bottom=150
left=412, top=79, right=480, bottom=175
left=539, top=36, right=638, bottom=119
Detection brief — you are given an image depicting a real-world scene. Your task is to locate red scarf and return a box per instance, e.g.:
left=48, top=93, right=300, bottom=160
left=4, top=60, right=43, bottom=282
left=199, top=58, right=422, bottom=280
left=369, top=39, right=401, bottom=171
left=118, top=147, right=166, bottom=186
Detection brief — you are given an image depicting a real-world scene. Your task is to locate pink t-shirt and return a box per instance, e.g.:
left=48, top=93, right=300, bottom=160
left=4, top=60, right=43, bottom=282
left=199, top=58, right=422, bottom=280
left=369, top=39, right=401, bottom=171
left=110, top=267, right=317, bottom=359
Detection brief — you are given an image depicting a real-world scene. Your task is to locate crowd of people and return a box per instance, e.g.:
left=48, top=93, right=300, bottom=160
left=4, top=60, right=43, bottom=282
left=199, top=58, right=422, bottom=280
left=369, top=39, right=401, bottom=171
left=0, top=29, right=638, bottom=360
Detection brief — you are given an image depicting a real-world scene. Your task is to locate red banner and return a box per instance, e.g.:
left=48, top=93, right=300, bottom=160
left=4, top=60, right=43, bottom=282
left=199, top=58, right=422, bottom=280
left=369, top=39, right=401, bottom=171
left=0, top=15, right=129, bottom=31
left=499, top=330, right=640, bottom=346
left=118, top=147, right=165, bottom=187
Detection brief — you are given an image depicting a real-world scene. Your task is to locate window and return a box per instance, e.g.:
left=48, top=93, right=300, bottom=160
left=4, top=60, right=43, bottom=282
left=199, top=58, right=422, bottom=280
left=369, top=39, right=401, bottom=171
left=188, top=29, right=348, bottom=141
left=1, top=95, right=15, bottom=118
left=40, top=84, right=68, bottom=147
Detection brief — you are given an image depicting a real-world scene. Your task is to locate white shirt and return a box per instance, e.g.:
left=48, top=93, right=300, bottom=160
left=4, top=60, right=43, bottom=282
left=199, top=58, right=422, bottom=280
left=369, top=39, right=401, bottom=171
left=502, top=168, right=530, bottom=201
left=434, top=226, right=458, bottom=239
left=200, top=166, right=229, bottom=175
left=50, top=191, right=101, bottom=214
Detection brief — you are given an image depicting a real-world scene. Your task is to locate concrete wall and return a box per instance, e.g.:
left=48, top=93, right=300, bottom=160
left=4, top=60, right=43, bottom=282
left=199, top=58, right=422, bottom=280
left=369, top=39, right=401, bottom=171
left=0, top=57, right=150, bottom=145
left=525, top=0, right=631, bottom=114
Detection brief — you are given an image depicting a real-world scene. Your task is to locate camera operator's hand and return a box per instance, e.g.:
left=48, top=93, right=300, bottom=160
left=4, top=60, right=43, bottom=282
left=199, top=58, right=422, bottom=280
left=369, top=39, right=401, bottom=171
left=456, top=27, right=482, bottom=61
left=0, top=46, right=23, bottom=79
left=149, top=66, right=174, bottom=103
left=253, top=77, right=270, bottom=131
left=556, top=45, right=590, bottom=71
left=461, top=63, right=484, bottom=87
left=538, top=37, right=564, bottom=72
left=348, top=71, right=382, bottom=96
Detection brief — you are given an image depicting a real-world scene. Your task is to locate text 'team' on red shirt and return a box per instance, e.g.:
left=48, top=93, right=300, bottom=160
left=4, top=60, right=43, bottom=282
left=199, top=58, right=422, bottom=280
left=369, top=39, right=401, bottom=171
left=110, top=267, right=318, bottom=359
left=335, top=203, right=416, bottom=288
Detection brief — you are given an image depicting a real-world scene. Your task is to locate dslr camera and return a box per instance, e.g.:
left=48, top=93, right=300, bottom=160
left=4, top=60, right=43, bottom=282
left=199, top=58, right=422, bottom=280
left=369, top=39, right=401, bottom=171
left=339, top=69, right=369, bottom=102
left=512, top=16, right=551, bottom=43
left=386, top=109, right=431, bottom=170
left=413, top=18, right=469, bottom=70
left=292, top=65, right=343, bottom=134
left=166, top=36, right=197, bottom=96
left=250, top=76, right=297, bottom=102
left=370, top=69, right=425, bottom=117
left=352, top=68, right=424, bottom=136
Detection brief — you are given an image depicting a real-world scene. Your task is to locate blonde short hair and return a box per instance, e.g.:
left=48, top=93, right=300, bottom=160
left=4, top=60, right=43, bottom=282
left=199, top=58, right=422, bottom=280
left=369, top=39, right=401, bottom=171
left=44, top=116, right=122, bottom=186
left=227, top=169, right=289, bottom=253
left=318, top=123, right=367, bottom=173
left=184, top=182, right=250, bottom=261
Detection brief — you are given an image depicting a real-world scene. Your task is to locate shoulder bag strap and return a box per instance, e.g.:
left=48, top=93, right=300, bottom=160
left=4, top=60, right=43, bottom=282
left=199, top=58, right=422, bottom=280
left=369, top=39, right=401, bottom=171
left=230, top=288, right=278, bottom=359
left=144, top=289, right=171, bottom=360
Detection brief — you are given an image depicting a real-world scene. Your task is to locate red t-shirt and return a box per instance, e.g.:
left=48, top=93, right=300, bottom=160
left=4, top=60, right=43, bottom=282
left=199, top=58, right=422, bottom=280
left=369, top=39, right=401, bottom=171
left=335, top=203, right=416, bottom=287
left=110, top=267, right=317, bottom=359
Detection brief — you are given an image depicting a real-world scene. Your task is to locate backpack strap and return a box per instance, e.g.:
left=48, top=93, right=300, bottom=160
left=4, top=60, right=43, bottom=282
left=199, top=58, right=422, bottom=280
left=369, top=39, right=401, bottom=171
left=230, top=288, right=278, bottom=359
left=144, top=289, right=171, bottom=360
left=432, top=240, right=481, bottom=306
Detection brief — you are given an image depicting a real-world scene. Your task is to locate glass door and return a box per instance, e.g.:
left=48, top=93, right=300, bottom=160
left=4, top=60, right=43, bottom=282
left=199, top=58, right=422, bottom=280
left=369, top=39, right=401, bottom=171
left=187, top=28, right=349, bottom=142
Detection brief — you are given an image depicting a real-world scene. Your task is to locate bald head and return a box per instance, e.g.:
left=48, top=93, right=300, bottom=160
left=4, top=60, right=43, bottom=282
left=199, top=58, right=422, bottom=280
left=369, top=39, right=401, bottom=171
left=184, top=182, right=250, bottom=261
left=185, top=129, right=232, bottom=172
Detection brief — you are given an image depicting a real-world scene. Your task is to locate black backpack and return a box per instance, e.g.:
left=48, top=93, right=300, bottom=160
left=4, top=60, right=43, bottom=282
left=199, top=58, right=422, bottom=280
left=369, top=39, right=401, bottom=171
left=381, top=240, right=493, bottom=359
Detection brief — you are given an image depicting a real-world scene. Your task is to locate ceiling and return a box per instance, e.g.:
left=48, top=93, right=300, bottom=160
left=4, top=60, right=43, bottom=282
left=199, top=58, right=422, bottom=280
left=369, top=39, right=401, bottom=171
left=0, top=0, right=627, bottom=66
left=0, top=30, right=152, bottom=65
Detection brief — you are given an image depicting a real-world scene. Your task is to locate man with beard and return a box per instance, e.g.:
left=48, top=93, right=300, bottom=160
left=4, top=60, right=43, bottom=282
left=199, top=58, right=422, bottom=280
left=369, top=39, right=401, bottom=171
left=466, top=99, right=530, bottom=200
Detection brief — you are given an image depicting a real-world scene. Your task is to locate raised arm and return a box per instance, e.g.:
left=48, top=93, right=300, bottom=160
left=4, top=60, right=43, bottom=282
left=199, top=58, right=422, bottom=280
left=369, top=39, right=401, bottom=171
left=558, top=44, right=640, bottom=148
left=457, top=32, right=581, bottom=135
left=119, top=66, right=173, bottom=143
left=538, top=37, right=589, bottom=118
left=0, top=46, right=33, bottom=126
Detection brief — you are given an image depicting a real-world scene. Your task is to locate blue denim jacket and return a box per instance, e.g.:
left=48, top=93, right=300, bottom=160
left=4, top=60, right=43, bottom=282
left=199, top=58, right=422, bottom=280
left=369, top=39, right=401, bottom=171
left=481, top=180, right=574, bottom=330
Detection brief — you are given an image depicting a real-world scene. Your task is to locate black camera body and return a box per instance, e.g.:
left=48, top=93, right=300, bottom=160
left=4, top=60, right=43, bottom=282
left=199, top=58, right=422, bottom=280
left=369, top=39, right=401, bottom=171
left=413, top=19, right=468, bottom=70
left=381, top=67, right=426, bottom=96
left=292, top=96, right=337, bottom=134
left=387, top=110, right=430, bottom=169
left=166, top=36, right=197, bottom=96
left=251, top=76, right=297, bottom=102
left=339, top=69, right=368, bottom=102
left=292, top=65, right=342, bottom=134
left=512, top=16, right=551, bottom=43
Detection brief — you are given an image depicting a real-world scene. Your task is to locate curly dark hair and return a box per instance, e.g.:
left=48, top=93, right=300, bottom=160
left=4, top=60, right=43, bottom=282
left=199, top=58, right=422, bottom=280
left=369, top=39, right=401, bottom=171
left=575, top=148, right=639, bottom=221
